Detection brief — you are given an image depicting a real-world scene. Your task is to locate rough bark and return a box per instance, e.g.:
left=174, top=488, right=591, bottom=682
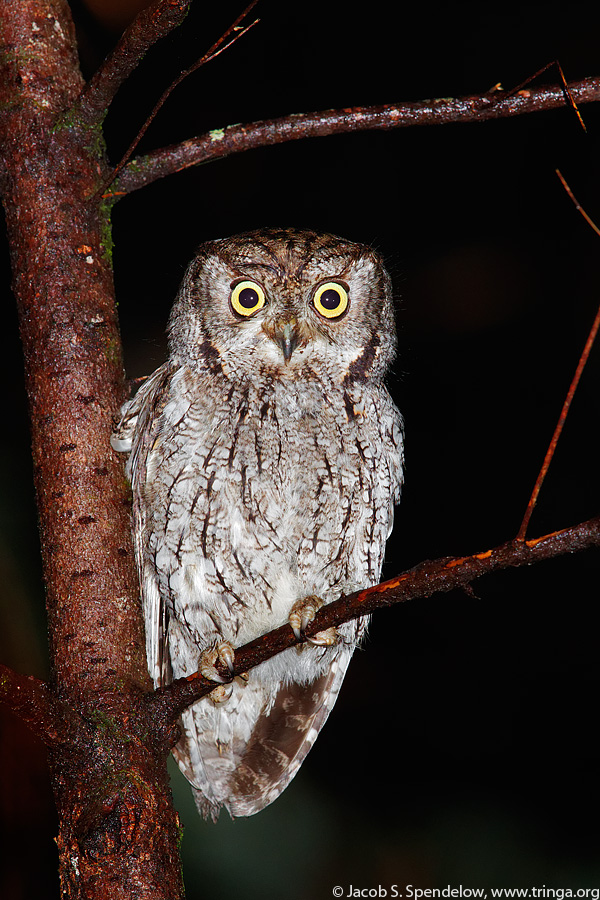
left=0, top=2, right=184, bottom=897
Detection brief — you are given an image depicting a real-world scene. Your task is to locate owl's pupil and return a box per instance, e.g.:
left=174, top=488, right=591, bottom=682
left=238, top=287, right=259, bottom=308
left=320, top=289, right=341, bottom=309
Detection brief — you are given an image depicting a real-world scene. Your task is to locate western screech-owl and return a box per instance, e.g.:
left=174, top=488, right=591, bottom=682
left=112, top=228, right=404, bottom=820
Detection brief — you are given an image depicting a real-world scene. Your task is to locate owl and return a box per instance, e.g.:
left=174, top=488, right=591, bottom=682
left=112, top=228, right=403, bottom=820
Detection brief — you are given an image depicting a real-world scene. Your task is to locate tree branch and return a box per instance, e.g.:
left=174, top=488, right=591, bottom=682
left=147, top=515, right=600, bottom=732
left=112, top=76, right=600, bottom=196
left=102, top=0, right=259, bottom=195
left=0, top=664, right=85, bottom=748
left=518, top=285, right=600, bottom=539
left=74, top=0, right=193, bottom=127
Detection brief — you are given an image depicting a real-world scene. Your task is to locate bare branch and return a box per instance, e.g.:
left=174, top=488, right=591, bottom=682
left=103, top=0, right=260, bottom=194
left=503, top=60, right=588, bottom=132
left=147, top=515, right=600, bottom=731
left=74, top=0, right=193, bottom=127
left=517, top=174, right=600, bottom=539
left=0, top=664, right=85, bottom=747
left=111, top=76, right=600, bottom=196
left=556, top=168, right=600, bottom=237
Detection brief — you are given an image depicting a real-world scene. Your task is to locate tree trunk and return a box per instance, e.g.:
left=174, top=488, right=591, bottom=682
left=0, top=2, right=185, bottom=896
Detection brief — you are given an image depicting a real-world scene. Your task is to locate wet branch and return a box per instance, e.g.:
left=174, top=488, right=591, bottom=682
left=112, top=76, right=600, bottom=196
left=75, top=0, right=193, bottom=126
left=0, top=665, right=85, bottom=748
left=5, top=515, right=598, bottom=750
left=147, top=515, right=600, bottom=730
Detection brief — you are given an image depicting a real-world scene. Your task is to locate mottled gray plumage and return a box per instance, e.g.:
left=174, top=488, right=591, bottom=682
left=112, top=228, right=403, bottom=820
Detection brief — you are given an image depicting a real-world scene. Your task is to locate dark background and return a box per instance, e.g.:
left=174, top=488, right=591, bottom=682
left=1, top=1, right=600, bottom=897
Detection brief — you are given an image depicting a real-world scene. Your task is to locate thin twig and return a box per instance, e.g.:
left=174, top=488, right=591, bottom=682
left=109, top=76, right=600, bottom=196
left=505, top=61, right=587, bottom=132
left=74, top=0, right=193, bottom=128
left=556, top=168, right=600, bottom=236
left=146, top=515, right=600, bottom=728
left=556, top=61, right=587, bottom=132
left=517, top=173, right=600, bottom=539
left=102, top=0, right=260, bottom=195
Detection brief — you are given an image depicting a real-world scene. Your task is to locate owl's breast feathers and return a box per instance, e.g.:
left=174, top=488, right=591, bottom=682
left=130, top=363, right=401, bottom=642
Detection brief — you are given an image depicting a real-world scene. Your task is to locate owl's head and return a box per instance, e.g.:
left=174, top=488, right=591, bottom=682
left=168, top=228, right=396, bottom=384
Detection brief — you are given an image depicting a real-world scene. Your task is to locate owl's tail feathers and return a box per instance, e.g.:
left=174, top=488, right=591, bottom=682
left=173, top=645, right=354, bottom=820
left=192, top=788, right=223, bottom=823
left=173, top=707, right=230, bottom=822
left=224, top=650, right=351, bottom=818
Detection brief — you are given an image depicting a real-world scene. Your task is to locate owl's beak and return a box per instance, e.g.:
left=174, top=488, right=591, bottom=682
left=274, top=321, right=299, bottom=363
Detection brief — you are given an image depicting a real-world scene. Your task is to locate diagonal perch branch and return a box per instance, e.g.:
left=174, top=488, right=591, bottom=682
left=112, top=76, right=600, bottom=196
left=146, top=514, right=600, bottom=735
left=3, top=517, right=598, bottom=751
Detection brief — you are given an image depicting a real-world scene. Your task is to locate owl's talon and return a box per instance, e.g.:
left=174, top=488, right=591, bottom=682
left=199, top=641, right=235, bottom=684
left=208, top=684, right=233, bottom=706
left=306, top=627, right=339, bottom=647
left=289, top=595, right=329, bottom=641
left=209, top=683, right=234, bottom=705
left=218, top=641, right=235, bottom=674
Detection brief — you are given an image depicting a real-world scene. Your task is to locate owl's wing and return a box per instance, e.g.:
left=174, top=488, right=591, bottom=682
left=140, top=562, right=169, bottom=687
left=112, top=363, right=175, bottom=688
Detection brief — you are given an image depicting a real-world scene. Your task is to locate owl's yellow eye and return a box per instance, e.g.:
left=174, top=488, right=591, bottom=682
left=312, top=281, right=349, bottom=319
left=230, top=280, right=266, bottom=317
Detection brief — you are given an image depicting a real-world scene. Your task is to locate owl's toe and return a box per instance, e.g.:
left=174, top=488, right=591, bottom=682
left=199, top=640, right=235, bottom=684
left=289, top=595, right=339, bottom=646
left=306, top=626, right=338, bottom=647
left=218, top=641, right=235, bottom=674
left=209, top=683, right=234, bottom=705
left=289, top=594, right=323, bottom=640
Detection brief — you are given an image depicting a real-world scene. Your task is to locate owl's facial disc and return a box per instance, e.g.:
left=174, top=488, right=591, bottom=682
left=228, top=279, right=303, bottom=364
left=259, top=281, right=350, bottom=365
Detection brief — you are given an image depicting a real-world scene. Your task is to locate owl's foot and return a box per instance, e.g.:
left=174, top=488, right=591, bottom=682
left=209, top=683, right=234, bottom=704
left=289, top=595, right=339, bottom=647
left=199, top=641, right=236, bottom=704
left=199, top=641, right=235, bottom=684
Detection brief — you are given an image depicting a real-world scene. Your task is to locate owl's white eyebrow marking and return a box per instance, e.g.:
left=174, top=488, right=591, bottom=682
left=231, top=262, right=281, bottom=279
